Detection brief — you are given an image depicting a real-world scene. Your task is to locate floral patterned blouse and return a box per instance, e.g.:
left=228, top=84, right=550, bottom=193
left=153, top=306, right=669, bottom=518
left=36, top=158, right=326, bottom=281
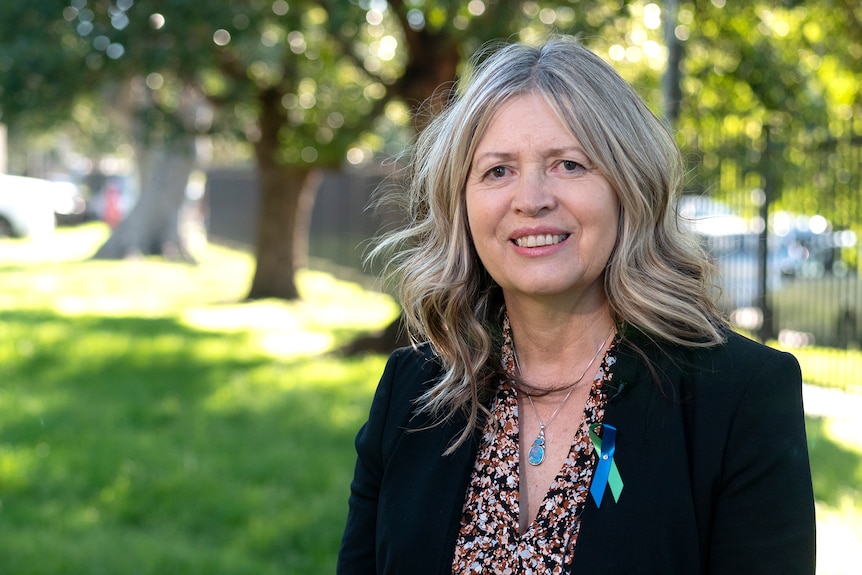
left=451, top=317, right=617, bottom=574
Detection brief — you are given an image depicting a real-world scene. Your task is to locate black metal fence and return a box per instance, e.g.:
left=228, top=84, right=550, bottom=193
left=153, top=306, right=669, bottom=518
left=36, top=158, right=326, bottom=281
left=686, top=120, right=862, bottom=349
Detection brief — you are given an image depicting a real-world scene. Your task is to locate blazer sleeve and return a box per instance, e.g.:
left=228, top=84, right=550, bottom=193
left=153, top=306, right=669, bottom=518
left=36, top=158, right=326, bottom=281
left=336, top=349, right=400, bottom=575
left=337, top=345, right=445, bottom=574
left=707, top=348, right=816, bottom=574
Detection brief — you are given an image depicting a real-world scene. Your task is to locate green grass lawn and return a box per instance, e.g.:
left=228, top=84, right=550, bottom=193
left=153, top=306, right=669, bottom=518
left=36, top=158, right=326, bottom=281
left=1, top=223, right=860, bottom=574
left=0, top=224, right=396, bottom=574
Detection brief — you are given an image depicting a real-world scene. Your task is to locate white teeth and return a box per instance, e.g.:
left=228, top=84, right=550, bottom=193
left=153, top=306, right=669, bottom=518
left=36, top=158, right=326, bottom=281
left=514, top=234, right=567, bottom=248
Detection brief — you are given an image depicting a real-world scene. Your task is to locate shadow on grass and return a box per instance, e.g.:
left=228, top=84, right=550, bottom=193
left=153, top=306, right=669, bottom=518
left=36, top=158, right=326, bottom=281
left=806, top=415, right=862, bottom=507
left=0, top=309, right=384, bottom=575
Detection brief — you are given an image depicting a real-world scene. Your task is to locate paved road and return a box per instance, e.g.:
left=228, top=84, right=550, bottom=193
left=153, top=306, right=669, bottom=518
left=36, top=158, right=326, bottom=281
left=801, top=384, right=862, bottom=575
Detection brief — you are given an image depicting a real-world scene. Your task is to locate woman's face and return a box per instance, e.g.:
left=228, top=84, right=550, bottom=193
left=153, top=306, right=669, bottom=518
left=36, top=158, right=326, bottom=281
left=465, top=93, right=619, bottom=309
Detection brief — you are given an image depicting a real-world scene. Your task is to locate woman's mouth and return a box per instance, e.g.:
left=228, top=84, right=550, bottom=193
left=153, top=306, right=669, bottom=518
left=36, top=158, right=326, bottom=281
left=513, top=233, right=570, bottom=248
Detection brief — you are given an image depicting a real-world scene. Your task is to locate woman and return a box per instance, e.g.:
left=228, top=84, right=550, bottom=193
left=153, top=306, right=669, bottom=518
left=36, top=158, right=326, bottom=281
left=338, top=36, right=815, bottom=574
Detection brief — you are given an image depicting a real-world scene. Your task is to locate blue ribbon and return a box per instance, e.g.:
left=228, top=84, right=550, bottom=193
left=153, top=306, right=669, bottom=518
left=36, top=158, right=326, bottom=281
left=589, top=423, right=624, bottom=507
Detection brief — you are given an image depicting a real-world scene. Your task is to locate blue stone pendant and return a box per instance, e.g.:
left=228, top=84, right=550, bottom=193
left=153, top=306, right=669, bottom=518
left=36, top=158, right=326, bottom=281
left=528, top=428, right=546, bottom=466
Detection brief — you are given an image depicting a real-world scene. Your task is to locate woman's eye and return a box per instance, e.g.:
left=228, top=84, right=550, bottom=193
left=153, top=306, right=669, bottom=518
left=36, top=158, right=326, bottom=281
left=560, top=160, right=585, bottom=172
left=487, top=166, right=508, bottom=179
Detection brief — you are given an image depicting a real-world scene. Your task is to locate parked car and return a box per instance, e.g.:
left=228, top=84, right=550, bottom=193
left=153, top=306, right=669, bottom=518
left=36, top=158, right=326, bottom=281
left=678, top=195, right=766, bottom=313
left=770, top=227, right=860, bottom=348
left=0, top=174, right=57, bottom=239
left=680, top=195, right=861, bottom=348
left=49, top=179, right=88, bottom=226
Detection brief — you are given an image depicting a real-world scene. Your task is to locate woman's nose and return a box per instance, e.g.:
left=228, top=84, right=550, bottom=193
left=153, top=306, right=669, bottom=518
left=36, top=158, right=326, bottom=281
left=511, top=170, right=556, bottom=215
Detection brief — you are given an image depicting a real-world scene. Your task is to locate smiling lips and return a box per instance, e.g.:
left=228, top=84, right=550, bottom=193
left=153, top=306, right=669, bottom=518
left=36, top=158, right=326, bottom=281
left=513, top=233, right=570, bottom=248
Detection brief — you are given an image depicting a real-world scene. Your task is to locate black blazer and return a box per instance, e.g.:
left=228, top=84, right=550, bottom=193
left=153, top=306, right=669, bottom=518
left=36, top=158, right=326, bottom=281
left=337, top=331, right=816, bottom=574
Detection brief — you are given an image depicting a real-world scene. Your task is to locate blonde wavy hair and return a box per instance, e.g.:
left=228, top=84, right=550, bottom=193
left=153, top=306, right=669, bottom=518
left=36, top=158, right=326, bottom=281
left=370, top=36, right=728, bottom=448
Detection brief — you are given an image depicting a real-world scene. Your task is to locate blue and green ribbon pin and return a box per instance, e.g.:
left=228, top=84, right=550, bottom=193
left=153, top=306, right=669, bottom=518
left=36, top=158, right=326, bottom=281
left=588, top=423, right=624, bottom=507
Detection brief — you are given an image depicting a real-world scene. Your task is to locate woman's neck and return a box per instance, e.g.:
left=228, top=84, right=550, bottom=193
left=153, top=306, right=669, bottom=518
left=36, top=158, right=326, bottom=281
left=506, top=297, right=615, bottom=390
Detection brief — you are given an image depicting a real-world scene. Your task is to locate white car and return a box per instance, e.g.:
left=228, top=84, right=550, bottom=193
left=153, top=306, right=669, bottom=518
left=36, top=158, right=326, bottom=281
left=0, top=174, right=57, bottom=239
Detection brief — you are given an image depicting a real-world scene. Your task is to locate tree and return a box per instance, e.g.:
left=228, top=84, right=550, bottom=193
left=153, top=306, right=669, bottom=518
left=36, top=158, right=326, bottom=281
left=0, top=2, right=105, bottom=174
left=374, top=0, right=643, bottom=119
left=89, top=79, right=207, bottom=261
left=80, top=1, right=411, bottom=295
left=205, top=2, right=397, bottom=299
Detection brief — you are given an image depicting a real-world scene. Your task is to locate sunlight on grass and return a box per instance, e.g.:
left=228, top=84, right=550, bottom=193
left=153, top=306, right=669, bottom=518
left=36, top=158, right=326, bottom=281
left=805, top=403, right=862, bottom=575
left=180, top=282, right=398, bottom=359
left=825, top=418, right=862, bottom=453
left=0, top=228, right=256, bottom=316
left=1, top=223, right=398, bottom=358
left=773, top=342, right=862, bottom=392
left=817, top=499, right=862, bottom=575
left=0, top=222, right=109, bottom=263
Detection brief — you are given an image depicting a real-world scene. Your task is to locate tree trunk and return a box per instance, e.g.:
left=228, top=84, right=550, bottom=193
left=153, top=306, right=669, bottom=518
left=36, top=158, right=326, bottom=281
left=93, top=136, right=197, bottom=261
left=245, top=86, right=320, bottom=301
left=245, top=163, right=320, bottom=300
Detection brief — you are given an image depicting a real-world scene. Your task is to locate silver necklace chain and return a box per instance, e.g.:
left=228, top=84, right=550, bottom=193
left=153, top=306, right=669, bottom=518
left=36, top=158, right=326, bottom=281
left=515, top=326, right=615, bottom=465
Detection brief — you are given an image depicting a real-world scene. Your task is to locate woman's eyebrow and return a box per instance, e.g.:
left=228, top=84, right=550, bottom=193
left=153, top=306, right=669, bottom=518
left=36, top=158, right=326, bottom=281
left=472, top=146, right=587, bottom=164
left=471, top=151, right=515, bottom=165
